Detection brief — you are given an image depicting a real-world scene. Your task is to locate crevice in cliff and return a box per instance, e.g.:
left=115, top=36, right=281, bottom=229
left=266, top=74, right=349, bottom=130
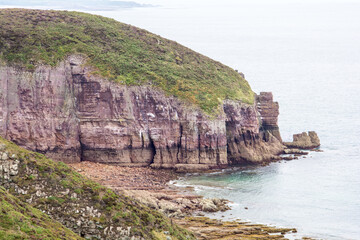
left=241, top=131, right=247, bottom=147
left=198, top=133, right=201, bottom=161
left=79, top=142, right=85, bottom=162
left=148, top=135, right=156, bottom=164
left=79, top=132, right=85, bottom=162
left=128, top=137, right=133, bottom=163
left=176, top=124, right=183, bottom=162
left=216, top=137, right=220, bottom=165
left=141, top=132, right=145, bottom=149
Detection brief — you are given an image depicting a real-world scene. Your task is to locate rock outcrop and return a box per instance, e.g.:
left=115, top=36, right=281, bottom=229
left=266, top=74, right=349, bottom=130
left=0, top=137, right=195, bottom=240
left=0, top=56, right=284, bottom=170
left=225, top=92, right=284, bottom=165
left=175, top=217, right=298, bottom=240
left=284, top=131, right=320, bottom=149
left=256, top=92, right=282, bottom=142
left=0, top=186, right=84, bottom=240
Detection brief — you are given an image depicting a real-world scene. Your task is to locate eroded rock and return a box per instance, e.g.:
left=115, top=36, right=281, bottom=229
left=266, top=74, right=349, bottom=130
left=0, top=56, right=285, bottom=169
left=284, top=131, right=320, bottom=149
left=283, top=148, right=308, bottom=155
left=0, top=150, right=20, bottom=179
left=175, top=217, right=299, bottom=240
left=200, top=199, right=218, bottom=212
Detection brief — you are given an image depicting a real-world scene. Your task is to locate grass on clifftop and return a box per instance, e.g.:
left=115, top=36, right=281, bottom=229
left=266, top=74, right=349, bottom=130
left=0, top=187, right=83, bottom=240
left=0, top=8, right=254, bottom=114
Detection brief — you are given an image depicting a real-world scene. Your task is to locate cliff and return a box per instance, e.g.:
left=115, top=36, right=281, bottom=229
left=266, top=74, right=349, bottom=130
left=0, top=9, right=284, bottom=170
left=0, top=137, right=195, bottom=239
left=0, top=56, right=283, bottom=170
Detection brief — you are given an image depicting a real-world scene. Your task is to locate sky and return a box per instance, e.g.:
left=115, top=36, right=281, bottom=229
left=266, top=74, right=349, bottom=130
left=0, top=0, right=154, bottom=11
left=1, top=0, right=358, bottom=11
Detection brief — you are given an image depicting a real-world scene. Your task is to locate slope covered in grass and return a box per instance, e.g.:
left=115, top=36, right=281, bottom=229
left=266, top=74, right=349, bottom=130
left=0, top=137, right=195, bottom=240
left=0, top=187, right=83, bottom=240
left=0, top=8, right=254, bottom=114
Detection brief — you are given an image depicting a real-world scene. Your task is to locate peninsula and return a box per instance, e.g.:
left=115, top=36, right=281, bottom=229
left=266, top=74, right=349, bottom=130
left=0, top=8, right=319, bottom=239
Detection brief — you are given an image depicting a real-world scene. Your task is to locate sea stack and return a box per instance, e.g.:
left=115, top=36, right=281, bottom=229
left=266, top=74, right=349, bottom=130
left=284, top=131, right=321, bottom=149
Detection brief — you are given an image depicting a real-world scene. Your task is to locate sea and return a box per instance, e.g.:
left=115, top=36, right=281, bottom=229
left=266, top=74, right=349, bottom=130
left=2, top=0, right=360, bottom=239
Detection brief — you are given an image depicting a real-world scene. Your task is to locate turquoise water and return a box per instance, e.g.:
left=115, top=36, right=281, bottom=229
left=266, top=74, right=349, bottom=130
left=3, top=0, right=360, bottom=239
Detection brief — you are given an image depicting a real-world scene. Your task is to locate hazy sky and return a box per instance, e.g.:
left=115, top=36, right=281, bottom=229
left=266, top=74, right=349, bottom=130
left=0, top=0, right=153, bottom=10
left=1, top=0, right=358, bottom=11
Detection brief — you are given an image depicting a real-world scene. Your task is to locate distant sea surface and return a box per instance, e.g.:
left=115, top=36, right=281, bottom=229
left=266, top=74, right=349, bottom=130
left=4, top=0, right=360, bottom=239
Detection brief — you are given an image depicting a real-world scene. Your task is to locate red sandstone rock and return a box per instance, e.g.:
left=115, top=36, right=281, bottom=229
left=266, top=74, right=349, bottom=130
left=0, top=55, right=284, bottom=169
left=256, top=92, right=282, bottom=142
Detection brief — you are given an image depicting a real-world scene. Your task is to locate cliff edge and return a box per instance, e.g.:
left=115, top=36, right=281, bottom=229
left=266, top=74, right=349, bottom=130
left=0, top=55, right=284, bottom=170
left=0, top=9, right=285, bottom=171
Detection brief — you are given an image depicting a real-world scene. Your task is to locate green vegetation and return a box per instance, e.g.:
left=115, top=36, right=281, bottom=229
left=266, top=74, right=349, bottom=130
left=0, top=187, right=83, bottom=240
left=0, top=137, right=195, bottom=240
left=0, top=8, right=254, bottom=114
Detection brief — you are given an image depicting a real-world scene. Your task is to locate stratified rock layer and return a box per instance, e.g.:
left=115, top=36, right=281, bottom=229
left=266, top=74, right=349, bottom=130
left=256, top=92, right=282, bottom=142
left=0, top=56, right=283, bottom=169
left=284, top=131, right=320, bottom=149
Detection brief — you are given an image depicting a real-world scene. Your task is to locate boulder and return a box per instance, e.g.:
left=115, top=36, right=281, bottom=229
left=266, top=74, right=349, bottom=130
left=199, top=199, right=218, bottom=212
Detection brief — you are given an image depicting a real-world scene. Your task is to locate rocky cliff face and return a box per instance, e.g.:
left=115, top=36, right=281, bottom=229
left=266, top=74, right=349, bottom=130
left=224, top=92, right=284, bottom=165
left=0, top=56, right=283, bottom=170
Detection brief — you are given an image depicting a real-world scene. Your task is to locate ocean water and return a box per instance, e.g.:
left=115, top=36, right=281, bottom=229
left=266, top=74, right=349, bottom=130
left=95, top=1, right=360, bottom=239
left=2, top=0, right=359, bottom=239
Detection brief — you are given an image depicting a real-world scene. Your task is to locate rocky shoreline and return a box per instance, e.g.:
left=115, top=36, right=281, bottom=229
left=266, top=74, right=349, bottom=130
left=70, top=161, right=316, bottom=240
left=70, top=162, right=230, bottom=219
left=175, top=217, right=298, bottom=240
